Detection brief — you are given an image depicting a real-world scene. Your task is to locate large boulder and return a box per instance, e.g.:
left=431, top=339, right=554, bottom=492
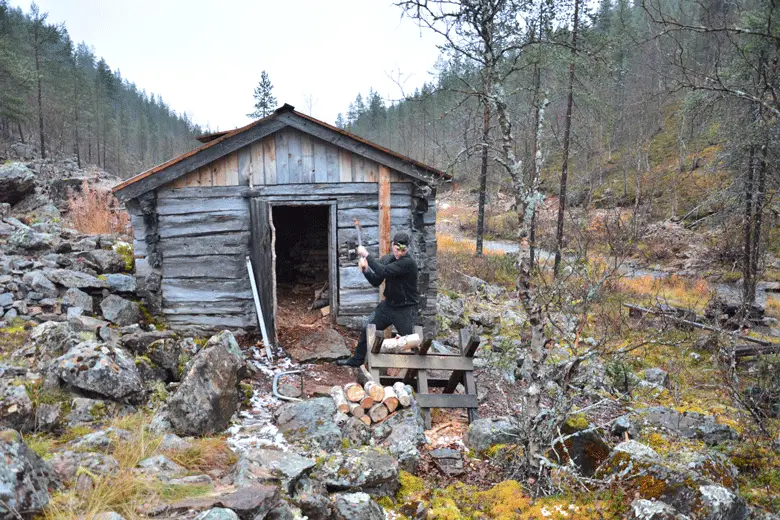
left=0, top=429, right=60, bottom=518
left=0, top=163, right=35, bottom=204
left=596, top=440, right=748, bottom=519
left=332, top=493, right=385, bottom=520
left=274, top=397, right=342, bottom=450
left=638, top=406, right=739, bottom=445
left=0, top=381, right=34, bottom=433
left=313, top=447, right=399, bottom=496
left=105, top=273, right=136, bottom=293
left=382, top=398, right=426, bottom=472
left=232, top=448, right=315, bottom=492
left=76, top=250, right=126, bottom=275
left=466, top=417, right=522, bottom=452
left=628, top=499, right=690, bottom=519
left=52, top=342, right=145, bottom=402
left=26, top=321, right=80, bottom=360
left=167, top=331, right=245, bottom=436
left=49, top=451, right=119, bottom=483
left=100, top=295, right=140, bottom=326
left=62, top=287, right=93, bottom=313
left=9, top=228, right=54, bottom=251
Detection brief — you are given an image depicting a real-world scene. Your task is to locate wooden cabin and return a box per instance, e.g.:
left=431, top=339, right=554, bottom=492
left=112, top=104, right=447, bottom=341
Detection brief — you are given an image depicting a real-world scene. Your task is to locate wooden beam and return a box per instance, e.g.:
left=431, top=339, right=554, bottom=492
left=416, top=394, right=478, bottom=409
left=444, top=329, right=481, bottom=393
left=115, top=119, right=287, bottom=202
left=368, top=354, right=473, bottom=371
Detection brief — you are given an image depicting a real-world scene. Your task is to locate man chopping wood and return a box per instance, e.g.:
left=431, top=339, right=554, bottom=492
left=336, top=232, right=419, bottom=367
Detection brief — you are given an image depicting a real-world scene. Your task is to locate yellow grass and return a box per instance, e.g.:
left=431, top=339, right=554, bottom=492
left=438, top=233, right=507, bottom=256
left=767, top=295, right=780, bottom=320
left=616, top=274, right=712, bottom=311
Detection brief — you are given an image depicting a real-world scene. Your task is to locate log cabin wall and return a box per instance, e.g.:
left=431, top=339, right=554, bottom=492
left=130, top=126, right=438, bottom=336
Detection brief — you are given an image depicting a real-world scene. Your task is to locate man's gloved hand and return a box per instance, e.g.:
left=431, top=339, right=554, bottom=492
left=357, top=245, right=368, bottom=258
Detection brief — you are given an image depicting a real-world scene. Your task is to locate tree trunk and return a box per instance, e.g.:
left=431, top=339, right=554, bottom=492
left=749, top=143, right=767, bottom=305
left=743, top=145, right=755, bottom=312
left=34, top=27, right=45, bottom=159
left=553, top=0, right=579, bottom=277
left=73, top=82, right=81, bottom=168
left=476, top=101, right=490, bottom=256
left=529, top=64, right=542, bottom=267
left=17, top=121, right=25, bottom=144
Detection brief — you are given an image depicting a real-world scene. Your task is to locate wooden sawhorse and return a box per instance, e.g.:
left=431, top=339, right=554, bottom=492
left=365, top=324, right=480, bottom=429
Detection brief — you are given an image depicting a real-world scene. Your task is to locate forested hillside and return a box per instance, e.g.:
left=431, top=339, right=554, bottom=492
left=0, top=1, right=202, bottom=178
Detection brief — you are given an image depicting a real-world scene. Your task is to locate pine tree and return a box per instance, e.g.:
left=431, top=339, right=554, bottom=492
left=247, top=70, right=277, bottom=119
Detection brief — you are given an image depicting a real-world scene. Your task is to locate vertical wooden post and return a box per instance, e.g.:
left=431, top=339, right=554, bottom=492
left=378, top=166, right=392, bottom=338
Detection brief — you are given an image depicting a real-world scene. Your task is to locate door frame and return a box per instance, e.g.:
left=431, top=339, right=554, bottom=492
left=267, top=199, right=338, bottom=324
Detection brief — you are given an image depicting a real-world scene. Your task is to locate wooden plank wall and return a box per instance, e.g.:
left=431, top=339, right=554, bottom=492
left=167, top=127, right=405, bottom=189
left=155, top=187, right=255, bottom=329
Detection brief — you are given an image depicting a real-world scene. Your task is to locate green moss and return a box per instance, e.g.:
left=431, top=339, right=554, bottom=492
left=565, top=413, right=590, bottom=431
left=341, top=438, right=351, bottom=449
left=134, top=355, right=154, bottom=367
left=428, top=496, right=462, bottom=520
left=376, top=496, right=394, bottom=509
left=156, top=483, right=213, bottom=501
left=114, top=242, right=135, bottom=272
left=89, top=401, right=108, bottom=420
left=239, top=382, right=253, bottom=407
left=397, top=470, right=425, bottom=502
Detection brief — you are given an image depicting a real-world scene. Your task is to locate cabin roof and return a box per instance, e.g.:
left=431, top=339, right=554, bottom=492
left=113, top=103, right=450, bottom=201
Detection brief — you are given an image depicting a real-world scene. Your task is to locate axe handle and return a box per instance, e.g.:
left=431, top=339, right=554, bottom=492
left=354, top=218, right=363, bottom=248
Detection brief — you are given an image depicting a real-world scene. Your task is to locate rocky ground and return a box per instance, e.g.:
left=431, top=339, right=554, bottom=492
left=1, top=151, right=779, bottom=519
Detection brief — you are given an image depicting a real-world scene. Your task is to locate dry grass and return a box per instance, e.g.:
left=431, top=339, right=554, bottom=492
left=67, top=180, right=131, bottom=236
left=615, top=274, right=713, bottom=312
left=437, top=233, right=517, bottom=290
left=767, top=295, right=780, bottom=320
left=41, top=412, right=229, bottom=520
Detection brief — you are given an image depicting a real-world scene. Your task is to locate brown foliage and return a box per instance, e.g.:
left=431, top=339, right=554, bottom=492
left=67, top=180, right=130, bottom=235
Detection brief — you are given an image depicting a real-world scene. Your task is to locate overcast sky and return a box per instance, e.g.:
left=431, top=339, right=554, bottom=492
left=8, top=0, right=444, bottom=131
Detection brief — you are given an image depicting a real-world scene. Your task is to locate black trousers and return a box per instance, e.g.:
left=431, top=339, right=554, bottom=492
left=353, top=301, right=418, bottom=361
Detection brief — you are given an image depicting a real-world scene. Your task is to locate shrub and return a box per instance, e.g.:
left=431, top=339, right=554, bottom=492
left=67, top=180, right=131, bottom=235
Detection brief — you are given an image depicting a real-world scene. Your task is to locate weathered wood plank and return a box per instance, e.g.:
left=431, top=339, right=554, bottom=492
left=337, top=194, right=410, bottom=210
left=329, top=202, right=339, bottom=319
left=337, top=207, right=410, bottom=228
left=213, top=156, right=228, bottom=186
left=158, top=186, right=247, bottom=199
left=245, top=183, right=410, bottom=198
left=238, top=146, right=252, bottom=186
left=133, top=239, right=147, bottom=257
left=301, top=134, right=314, bottom=183
left=339, top=149, right=352, bottom=182
left=225, top=152, right=239, bottom=185
left=159, top=232, right=249, bottom=258
left=162, top=278, right=252, bottom=303
left=368, top=354, right=473, bottom=371
left=275, top=130, right=289, bottom=184
left=166, top=314, right=255, bottom=328
left=263, top=135, right=276, bottom=185
left=162, top=254, right=246, bottom=279
left=379, top=166, right=391, bottom=258
left=250, top=141, right=264, bottom=186
left=157, top=197, right=248, bottom=216
left=249, top=198, right=276, bottom=342
left=313, top=140, right=328, bottom=183
left=162, top=301, right=255, bottom=316
left=158, top=210, right=250, bottom=239
left=326, top=145, right=339, bottom=183
left=339, top=267, right=375, bottom=290
left=287, top=129, right=302, bottom=183
left=415, top=394, right=478, bottom=409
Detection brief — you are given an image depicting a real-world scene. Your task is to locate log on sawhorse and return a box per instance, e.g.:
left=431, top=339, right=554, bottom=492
left=364, top=324, right=480, bottom=429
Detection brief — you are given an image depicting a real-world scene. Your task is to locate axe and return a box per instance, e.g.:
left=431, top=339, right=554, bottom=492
left=354, top=219, right=366, bottom=268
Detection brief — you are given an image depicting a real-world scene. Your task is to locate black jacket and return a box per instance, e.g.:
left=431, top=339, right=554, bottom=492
left=363, top=253, right=419, bottom=308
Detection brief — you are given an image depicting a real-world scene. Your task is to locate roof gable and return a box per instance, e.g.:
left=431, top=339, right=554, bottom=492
left=113, top=104, right=448, bottom=202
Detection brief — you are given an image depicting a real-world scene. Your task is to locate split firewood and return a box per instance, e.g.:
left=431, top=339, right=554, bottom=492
left=356, top=365, right=373, bottom=386
left=349, top=402, right=365, bottom=418
left=368, top=403, right=389, bottom=423
left=380, top=333, right=422, bottom=353
left=382, top=386, right=399, bottom=413
left=359, top=415, right=372, bottom=426
left=360, top=395, right=374, bottom=409
left=392, top=382, right=411, bottom=407
left=364, top=381, right=385, bottom=403
left=330, top=386, right=350, bottom=414
left=344, top=383, right=366, bottom=402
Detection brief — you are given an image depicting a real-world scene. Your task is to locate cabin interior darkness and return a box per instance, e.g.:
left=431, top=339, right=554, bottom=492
left=272, top=205, right=329, bottom=300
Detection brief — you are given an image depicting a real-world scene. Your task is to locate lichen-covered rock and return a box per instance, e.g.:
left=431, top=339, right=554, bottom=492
left=0, top=162, right=36, bottom=204
left=22, top=271, right=59, bottom=298
left=167, top=331, right=245, bottom=436
left=76, top=249, right=126, bottom=274
left=612, top=414, right=639, bottom=439
left=53, top=342, right=144, bottom=402
left=466, top=416, right=522, bottom=452
left=194, top=508, right=240, bottom=520
left=105, top=273, right=136, bottom=293
left=556, top=416, right=611, bottom=476
left=10, top=228, right=54, bottom=251
left=99, top=295, right=140, bottom=326
left=70, top=428, right=131, bottom=452
left=0, top=429, right=59, bottom=518
left=49, top=451, right=119, bottom=482
left=382, top=397, right=426, bottom=472
left=274, top=397, right=341, bottom=450
left=0, top=380, right=34, bottom=432
left=232, top=448, right=315, bottom=492
left=92, top=512, right=127, bottom=520
left=638, top=406, right=739, bottom=445
left=43, top=268, right=108, bottom=289
left=628, top=499, right=688, bottom=519
left=597, top=441, right=746, bottom=519
left=643, top=368, right=670, bottom=387
left=159, top=433, right=192, bottom=451
left=332, top=492, right=385, bottom=520
left=313, top=447, right=399, bottom=496
left=28, top=321, right=80, bottom=360
left=62, top=287, right=93, bottom=313
left=137, top=455, right=186, bottom=479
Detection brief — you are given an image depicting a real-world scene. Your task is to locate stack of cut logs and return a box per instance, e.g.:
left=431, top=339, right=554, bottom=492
left=330, top=381, right=412, bottom=425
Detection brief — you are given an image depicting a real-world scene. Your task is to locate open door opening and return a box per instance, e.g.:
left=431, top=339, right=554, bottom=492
left=272, top=204, right=333, bottom=346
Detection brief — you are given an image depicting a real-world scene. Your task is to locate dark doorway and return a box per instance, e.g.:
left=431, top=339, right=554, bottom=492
left=272, top=205, right=332, bottom=344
